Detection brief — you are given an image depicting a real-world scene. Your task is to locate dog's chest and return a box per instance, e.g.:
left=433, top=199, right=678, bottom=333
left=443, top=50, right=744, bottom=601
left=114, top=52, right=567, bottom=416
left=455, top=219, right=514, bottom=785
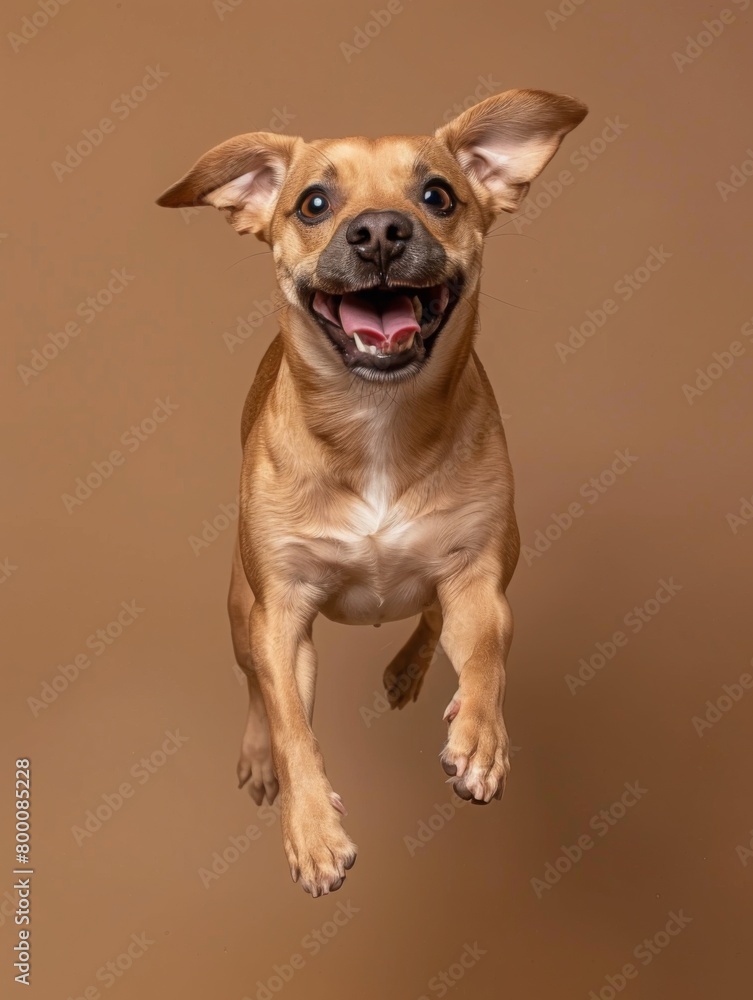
left=319, top=501, right=445, bottom=625
left=268, top=409, right=493, bottom=625
left=276, top=478, right=476, bottom=626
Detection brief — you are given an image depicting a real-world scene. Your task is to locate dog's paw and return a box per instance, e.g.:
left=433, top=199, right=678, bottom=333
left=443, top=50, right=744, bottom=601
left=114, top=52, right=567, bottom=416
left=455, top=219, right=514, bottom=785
left=283, top=793, right=357, bottom=897
left=383, top=652, right=429, bottom=710
left=237, top=723, right=278, bottom=806
left=440, top=699, right=510, bottom=804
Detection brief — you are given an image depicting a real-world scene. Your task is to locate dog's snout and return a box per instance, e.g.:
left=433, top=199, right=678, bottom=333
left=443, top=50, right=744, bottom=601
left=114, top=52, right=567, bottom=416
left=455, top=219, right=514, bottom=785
left=346, top=210, right=413, bottom=269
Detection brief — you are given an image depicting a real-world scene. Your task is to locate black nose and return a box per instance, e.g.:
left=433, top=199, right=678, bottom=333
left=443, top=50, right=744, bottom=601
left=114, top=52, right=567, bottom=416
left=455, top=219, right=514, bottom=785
left=345, top=210, right=414, bottom=271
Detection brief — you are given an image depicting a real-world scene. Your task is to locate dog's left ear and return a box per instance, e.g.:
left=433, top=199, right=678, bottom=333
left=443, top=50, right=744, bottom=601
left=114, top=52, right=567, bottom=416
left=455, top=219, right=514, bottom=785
left=436, top=89, right=588, bottom=214
left=156, top=132, right=302, bottom=240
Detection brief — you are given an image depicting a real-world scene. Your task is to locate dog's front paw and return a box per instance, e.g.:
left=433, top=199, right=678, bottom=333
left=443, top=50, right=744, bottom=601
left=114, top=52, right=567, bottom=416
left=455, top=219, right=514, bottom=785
left=283, top=792, right=357, bottom=897
left=440, top=699, right=510, bottom=804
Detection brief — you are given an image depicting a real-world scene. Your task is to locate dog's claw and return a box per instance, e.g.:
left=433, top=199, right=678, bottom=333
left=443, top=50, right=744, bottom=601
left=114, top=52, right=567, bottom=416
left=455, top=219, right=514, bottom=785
left=443, top=696, right=461, bottom=723
left=451, top=755, right=468, bottom=779
left=330, top=792, right=347, bottom=816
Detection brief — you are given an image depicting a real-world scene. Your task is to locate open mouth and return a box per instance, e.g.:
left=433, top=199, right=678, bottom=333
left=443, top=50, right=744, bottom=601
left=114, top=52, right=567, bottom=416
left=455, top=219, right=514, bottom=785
left=309, top=280, right=462, bottom=379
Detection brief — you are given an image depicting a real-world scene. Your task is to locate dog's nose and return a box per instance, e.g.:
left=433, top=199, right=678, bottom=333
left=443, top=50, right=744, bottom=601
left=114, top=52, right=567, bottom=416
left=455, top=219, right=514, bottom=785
left=346, top=210, right=413, bottom=270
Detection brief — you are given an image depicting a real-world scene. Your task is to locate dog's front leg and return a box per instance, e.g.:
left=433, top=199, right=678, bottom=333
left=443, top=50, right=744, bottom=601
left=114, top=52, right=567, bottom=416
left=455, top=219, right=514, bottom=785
left=248, top=602, right=357, bottom=896
left=437, top=573, right=514, bottom=804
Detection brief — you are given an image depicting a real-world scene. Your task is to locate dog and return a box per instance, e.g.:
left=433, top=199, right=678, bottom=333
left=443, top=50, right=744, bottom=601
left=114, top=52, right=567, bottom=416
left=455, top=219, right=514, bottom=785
left=157, top=88, right=588, bottom=896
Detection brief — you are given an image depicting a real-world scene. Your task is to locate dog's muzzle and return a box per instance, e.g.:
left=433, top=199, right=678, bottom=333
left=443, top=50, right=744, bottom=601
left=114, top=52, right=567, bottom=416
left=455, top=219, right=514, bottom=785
left=305, top=211, right=462, bottom=378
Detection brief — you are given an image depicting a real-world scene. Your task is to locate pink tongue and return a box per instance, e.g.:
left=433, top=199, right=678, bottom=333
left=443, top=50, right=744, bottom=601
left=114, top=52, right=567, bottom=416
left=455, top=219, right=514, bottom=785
left=339, top=293, right=420, bottom=348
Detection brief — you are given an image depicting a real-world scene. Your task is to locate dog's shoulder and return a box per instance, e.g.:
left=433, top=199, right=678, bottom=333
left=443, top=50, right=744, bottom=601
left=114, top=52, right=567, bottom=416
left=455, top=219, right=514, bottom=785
left=240, top=334, right=284, bottom=447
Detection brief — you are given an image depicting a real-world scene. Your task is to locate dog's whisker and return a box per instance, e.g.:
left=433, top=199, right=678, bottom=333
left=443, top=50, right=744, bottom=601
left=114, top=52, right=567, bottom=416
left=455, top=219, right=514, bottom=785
left=486, top=213, right=527, bottom=237
left=478, top=289, right=540, bottom=313
left=484, top=231, right=542, bottom=244
left=225, top=249, right=273, bottom=271
left=453, top=278, right=530, bottom=319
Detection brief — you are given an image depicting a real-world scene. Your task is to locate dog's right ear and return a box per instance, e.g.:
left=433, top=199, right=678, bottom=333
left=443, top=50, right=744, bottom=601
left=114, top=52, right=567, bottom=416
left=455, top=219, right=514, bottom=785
left=156, top=132, right=301, bottom=240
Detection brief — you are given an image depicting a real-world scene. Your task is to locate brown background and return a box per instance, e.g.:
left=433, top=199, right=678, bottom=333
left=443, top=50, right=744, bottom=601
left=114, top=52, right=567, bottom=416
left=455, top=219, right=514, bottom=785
left=2, top=0, right=752, bottom=997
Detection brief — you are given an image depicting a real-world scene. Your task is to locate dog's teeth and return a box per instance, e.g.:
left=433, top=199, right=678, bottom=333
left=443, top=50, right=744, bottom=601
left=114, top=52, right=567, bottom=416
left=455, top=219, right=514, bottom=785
left=412, top=296, right=422, bottom=323
left=353, top=332, right=377, bottom=355
left=402, top=332, right=416, bottom=351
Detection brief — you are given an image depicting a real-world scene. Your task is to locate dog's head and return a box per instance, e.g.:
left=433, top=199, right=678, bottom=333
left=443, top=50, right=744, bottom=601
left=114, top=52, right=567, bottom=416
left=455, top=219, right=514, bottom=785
left=157, top=89, right=587, bottom=381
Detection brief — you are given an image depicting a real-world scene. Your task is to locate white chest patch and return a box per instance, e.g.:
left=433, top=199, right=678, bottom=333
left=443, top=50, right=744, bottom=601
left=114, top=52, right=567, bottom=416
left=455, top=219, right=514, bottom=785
left=274, top=490, right=483, bottom=627
left=270, top=411, right=489, bottom=625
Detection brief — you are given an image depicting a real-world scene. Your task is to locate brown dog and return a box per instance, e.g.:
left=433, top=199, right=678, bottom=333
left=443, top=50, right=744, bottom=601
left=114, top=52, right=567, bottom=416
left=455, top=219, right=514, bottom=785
left=157, top=89, right=587, bottom=896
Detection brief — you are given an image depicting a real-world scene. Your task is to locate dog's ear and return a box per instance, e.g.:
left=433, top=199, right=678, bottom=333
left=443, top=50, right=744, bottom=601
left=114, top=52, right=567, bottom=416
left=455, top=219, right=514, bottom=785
left=436, top=89, right=588, bottom=214
left=156, top=132, right=301, bottom=239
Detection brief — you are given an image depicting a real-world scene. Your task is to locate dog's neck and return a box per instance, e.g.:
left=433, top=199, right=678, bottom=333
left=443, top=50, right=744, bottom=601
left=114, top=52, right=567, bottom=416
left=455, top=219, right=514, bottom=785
left=275, top=294, right=484, bottom=490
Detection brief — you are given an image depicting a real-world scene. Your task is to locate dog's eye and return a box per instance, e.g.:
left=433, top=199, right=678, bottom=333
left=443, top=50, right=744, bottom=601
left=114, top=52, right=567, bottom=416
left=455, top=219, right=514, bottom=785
left=297, top=190, right=331, bottom=221
left=422, top=183, right=455, bottom=214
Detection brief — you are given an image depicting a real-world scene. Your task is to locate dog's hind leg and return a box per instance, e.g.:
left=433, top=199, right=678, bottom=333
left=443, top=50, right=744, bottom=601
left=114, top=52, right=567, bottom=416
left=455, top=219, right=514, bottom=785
left=382, top=601, right=443, bottom=709
left=228, top=534, right=278, bottom=805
